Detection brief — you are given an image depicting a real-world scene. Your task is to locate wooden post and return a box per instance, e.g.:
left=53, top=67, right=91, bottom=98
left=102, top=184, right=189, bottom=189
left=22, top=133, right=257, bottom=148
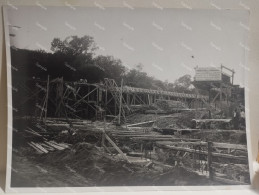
left=207, top=141, right=213, bottom=180
left=105, top=87, right=108, bottom=109
left=232, top=71, right=235, bottom=85
left=34, top=83, right=39, bottom=119
left=96, top=88, right=98, bottom=120
left=102, top=116, right=106, bottom=147
left=220, top=83, right=222, bottom=110
left=118, top=79, right=123, bottom=125
left=96, top=87, right=99, bottom=106
left=193, top=146, right=196, bottom=170
left=114, top=96, right=117, bottom=116
left=44, top=75, right=50, bottom=125
left=130, top=94, right=134, bottom=105
left=127, top=94, right=129, bottom=105
left=101, top=133, right=105, bottom=147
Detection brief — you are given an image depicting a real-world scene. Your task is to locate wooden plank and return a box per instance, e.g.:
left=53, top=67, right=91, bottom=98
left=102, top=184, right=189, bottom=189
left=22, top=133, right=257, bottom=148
left=111, top=134, right=150, bottom=137
left=211, top=152, right=248, bottom=161
left=156, top=143, right=248, bottom=162
left=44, top=141, right=65, bottom=150
left=73, top=87, right=97, bottom=106
left=121, top=86, right=208, bottom=100
left=126, top=127, right=151, bottom=130
left=157, top=128, right=199, bottom=132
left=208, top=142, right=213, bottom=180
left=46, top=124, right=69, bottom=128
left=103, top=145, right=112, bottom=154
left=127, top=152, right=143, bottom=157
left=132, top=137, right=200, bottom=142
left=117, top=131, right=150, bottom=134
left=110, top=131, right=144, bottom=134
left=156, top=141, right=207, bottom=146
left=25, top=129, right=42, bottom=137
left=156, top=141, right=247, bottom=150
left=28, top=143, right=44, bottom=154
left=127, top=120, right=155, bottom=127
left=104, top=134, right=130, bottom=163
left=173, top=129, right=246, bottom=133
left=113, top=135, right=175, bottom=138
left=49, top=141, right=70, bottom=149
left=212, top=142, right=247, bottom=150
left=45, top=117, right=90, bottom=122
left=192, top=119, right=232, bottom=122
left=31, top=142, right=49, bottom=153
left=40, top=143, right=55, bottom=151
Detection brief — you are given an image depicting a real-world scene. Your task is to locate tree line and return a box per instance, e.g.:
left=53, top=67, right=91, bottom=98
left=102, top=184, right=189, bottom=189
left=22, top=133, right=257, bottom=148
left=11, top=35, right=194, bottom=94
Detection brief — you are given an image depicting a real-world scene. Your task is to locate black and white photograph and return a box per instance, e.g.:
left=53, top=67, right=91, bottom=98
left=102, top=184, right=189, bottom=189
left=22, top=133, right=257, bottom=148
left=4, top=6, right=251, bottom=189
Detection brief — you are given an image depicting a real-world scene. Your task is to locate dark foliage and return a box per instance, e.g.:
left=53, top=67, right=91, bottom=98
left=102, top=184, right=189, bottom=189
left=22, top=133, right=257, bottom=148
left=10, top=35, right=195, bottom=94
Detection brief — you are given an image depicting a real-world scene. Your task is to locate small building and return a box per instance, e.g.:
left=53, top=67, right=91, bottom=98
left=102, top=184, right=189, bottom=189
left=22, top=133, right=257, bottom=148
left=193, top=65, right=235, bottom=115
left=193, top=65, right=234, bottom=90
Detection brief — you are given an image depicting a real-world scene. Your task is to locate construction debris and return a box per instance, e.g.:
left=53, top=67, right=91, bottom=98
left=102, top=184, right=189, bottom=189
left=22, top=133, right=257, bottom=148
left=11, top=65, right=250, bottom=186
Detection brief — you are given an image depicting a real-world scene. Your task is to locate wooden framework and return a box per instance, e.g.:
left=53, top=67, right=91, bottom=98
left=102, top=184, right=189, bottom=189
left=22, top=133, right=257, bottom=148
left=193, top=65, right=236, bottom=117
left=109, top=128, right=249, bottom=184
left=21, top=77, right=209, bottom=124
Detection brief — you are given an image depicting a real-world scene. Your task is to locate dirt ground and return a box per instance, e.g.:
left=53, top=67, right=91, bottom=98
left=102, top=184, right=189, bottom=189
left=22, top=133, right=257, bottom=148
left=11, top=143, right=216, bottom=187
left=11, top=152, right=92, bottom=187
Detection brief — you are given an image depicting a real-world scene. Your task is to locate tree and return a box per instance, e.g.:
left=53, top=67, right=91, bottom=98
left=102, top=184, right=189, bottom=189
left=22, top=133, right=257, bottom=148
left=124, top=64, right=155, bottom=89
left=94, top=55, right=127, bottom=83
left=173, top=74, right=194, bottom=93
left=50, top=35, right=98, bottom=81
left=51, top=35, right=97, bottom=57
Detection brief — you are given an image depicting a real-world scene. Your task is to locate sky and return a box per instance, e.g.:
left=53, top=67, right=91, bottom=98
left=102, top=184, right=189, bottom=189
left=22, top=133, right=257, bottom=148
left=5, top=6, right=250, bottom=85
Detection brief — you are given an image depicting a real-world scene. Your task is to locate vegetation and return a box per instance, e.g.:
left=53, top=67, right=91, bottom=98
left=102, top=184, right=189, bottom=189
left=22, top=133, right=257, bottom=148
left=11, top=35, right=195, bottom=94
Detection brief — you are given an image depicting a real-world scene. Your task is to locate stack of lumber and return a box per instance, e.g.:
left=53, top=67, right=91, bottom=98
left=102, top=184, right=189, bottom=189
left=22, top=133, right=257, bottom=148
left=155, top=141, right=248, bottom=162
left=109, top=130, right=200, bottom=142
left=28, top=140, right=70, bottom=154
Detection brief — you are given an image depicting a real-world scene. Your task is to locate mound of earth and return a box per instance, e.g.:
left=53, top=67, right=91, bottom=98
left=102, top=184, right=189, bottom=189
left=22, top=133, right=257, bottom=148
left=155, top=110, right=207, bottom=129
left=154, top=100, right=187, bottom=112
left=34, top=142, right=214, bottom=186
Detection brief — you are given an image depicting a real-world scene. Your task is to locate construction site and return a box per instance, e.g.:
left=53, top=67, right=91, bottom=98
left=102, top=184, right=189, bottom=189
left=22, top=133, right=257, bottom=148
left=11, top=65, right=250, bottom=187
